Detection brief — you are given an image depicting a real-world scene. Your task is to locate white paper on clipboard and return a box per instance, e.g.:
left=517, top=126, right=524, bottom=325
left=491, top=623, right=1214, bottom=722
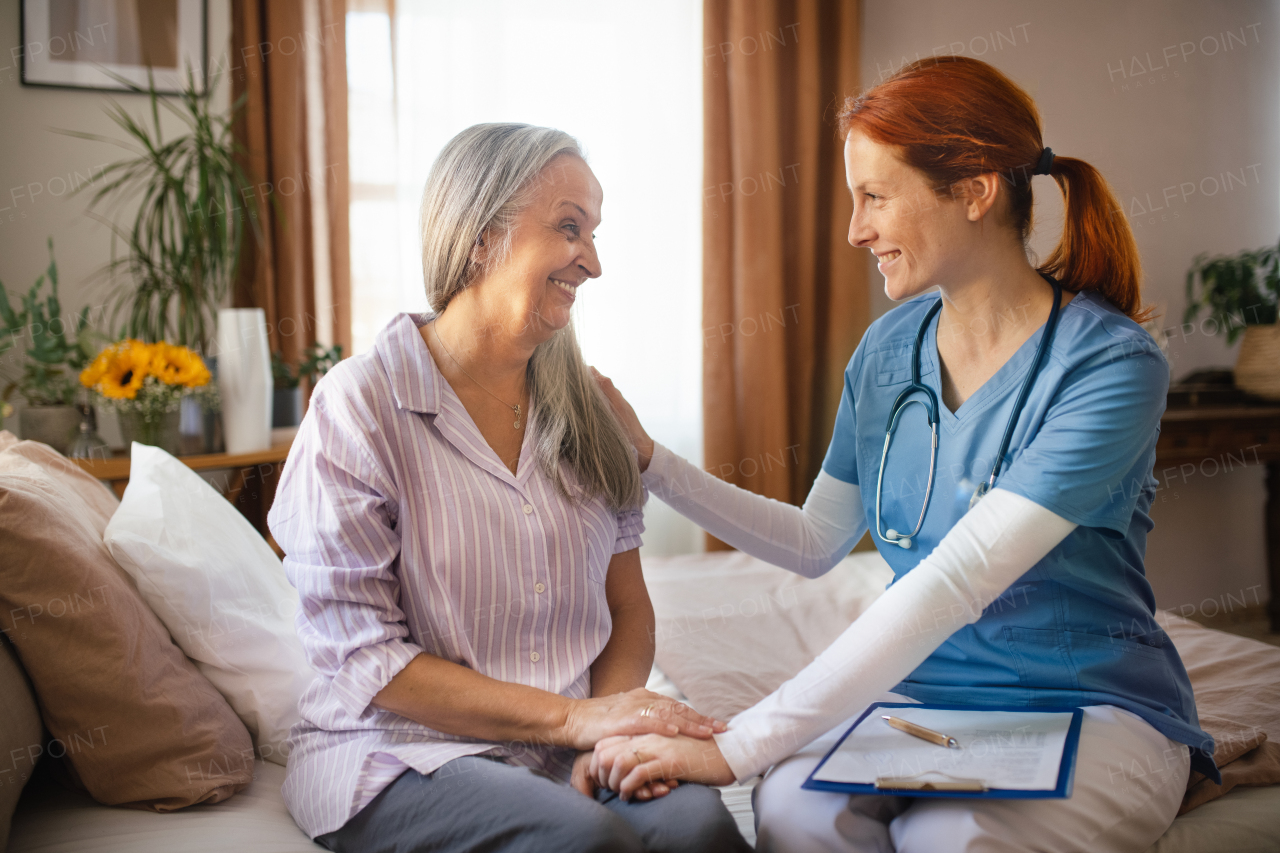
left=811, top=707, right=1074, bottom=791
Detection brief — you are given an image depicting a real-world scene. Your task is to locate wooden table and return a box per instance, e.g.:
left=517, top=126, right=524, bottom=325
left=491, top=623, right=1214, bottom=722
left=1157, top=401, right=1280, bottom=630
left=72, top=441, right=294, bottom=549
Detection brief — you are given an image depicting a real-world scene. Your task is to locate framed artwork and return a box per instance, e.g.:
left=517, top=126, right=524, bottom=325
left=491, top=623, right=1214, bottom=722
left=21, top=0, right=206, bottom=94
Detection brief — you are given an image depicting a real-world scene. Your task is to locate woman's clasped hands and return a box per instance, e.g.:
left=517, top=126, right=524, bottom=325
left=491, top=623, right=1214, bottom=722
left=565, top=689, right=734, bottom=802
left=589, top=732, right=737, bottom=802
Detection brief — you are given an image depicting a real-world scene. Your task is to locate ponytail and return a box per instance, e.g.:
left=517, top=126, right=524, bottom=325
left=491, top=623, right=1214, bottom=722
left=838, top=56, right=1150, bottom=322
left=1040, top=156, right=1149, bottom=322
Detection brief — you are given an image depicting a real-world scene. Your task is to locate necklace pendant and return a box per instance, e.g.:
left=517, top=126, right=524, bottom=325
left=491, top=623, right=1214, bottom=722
left=513, top=404, right=522, bottom=430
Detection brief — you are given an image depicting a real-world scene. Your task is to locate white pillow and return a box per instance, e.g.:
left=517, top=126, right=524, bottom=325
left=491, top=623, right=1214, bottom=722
left=642, top=550, right=894, bottom=722
left=103, top=442, right=316, bottom=766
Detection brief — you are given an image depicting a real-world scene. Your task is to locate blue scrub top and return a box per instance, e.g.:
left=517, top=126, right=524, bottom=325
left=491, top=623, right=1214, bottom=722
left=822, top=288, right=1218, bottom=781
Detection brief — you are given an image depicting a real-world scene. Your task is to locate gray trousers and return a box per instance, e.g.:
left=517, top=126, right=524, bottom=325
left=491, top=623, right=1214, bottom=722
left=316, top=755, right=752, bottom=853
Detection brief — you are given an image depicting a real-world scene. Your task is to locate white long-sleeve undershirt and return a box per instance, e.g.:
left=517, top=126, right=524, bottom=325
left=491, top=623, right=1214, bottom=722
left=641, top=442, right=1078, bottom=782
left=641, top=442, right=867, bottom=579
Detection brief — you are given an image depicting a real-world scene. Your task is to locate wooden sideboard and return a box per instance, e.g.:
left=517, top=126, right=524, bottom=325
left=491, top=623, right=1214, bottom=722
left=72, top=441, right=293, bottom=552
left=1157, top=401, right=1280, bottom=631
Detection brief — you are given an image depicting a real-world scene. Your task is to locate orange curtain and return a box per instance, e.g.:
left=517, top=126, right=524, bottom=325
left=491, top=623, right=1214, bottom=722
left=230, top=0, right=351, bottom=403
left=703, top=0, right=867, bottom=549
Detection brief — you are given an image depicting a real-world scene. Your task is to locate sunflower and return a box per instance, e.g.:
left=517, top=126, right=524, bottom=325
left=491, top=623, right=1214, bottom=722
left=81, top=340, right=153, bottom=400
left=151, top=342, right=210, bottom=388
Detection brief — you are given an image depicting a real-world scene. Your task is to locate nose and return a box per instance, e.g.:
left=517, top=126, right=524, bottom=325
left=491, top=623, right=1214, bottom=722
left=848, top=208, right=875, bottom=249
left=578, top=235, right=602, bottom=279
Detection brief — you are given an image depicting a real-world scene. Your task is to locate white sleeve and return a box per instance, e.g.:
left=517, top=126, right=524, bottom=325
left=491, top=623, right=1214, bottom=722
left=711, top=487, right=1077, bottom=782
left=641, top=442, right=867, bottom=578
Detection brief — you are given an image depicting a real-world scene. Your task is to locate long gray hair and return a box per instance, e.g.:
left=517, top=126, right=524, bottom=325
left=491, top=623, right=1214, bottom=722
left=419, top=123, right=642, bottom=511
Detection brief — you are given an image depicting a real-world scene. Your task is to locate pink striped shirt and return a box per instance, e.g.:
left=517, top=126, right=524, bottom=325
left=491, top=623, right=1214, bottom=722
left=267, top=312, right=644, bottom=838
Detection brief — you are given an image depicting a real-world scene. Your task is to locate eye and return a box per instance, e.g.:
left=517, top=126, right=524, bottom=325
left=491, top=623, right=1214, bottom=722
left=864, top=192, right=880, bottom=201
left=562, top=222, right=580, bottom=236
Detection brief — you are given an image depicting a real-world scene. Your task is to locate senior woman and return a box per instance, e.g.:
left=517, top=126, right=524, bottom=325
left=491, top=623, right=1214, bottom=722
left=268, top=124, right=751, bottom=853
left=589, top=57, right=1216, bottom=853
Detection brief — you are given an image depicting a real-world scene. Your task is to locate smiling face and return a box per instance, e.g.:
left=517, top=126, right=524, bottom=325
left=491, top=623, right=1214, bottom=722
left=476, top=153, right=603, bottom=340
left=844, top=129, right=990, bottom=302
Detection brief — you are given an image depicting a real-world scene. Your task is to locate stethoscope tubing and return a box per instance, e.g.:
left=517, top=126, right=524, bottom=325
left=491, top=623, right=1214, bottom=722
left=875, top=277, right=1064, bottom=548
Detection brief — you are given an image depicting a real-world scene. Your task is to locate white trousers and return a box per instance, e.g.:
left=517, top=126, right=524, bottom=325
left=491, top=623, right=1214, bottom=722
left=753, top=696, right=1190, bottom=853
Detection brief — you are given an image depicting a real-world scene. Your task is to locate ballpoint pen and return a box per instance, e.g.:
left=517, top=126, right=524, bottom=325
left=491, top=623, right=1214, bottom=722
left=881, top=715, right=960, bottom=748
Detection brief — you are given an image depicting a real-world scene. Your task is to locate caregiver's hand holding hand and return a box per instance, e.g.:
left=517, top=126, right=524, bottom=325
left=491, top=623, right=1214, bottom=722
left=591, top=368, right=655, bottom=471
left=591, top=733, right=736, bottom=801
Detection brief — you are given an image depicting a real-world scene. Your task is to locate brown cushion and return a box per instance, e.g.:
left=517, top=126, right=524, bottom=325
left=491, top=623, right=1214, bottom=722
left=0, top=637, right=42, bottom=849
left=0, top=431, right=253, bottom=811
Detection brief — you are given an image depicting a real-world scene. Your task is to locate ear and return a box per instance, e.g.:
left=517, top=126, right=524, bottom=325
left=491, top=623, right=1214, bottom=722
left=961, top=174, right=1002, bottom=222
left=469, top=230, right=490, bottom=266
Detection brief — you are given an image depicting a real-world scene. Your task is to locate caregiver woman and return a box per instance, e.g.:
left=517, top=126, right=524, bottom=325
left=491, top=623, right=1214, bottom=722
left=269, top=123, right=750, bottom=853
left=591, top=57, right=1218, bottom=852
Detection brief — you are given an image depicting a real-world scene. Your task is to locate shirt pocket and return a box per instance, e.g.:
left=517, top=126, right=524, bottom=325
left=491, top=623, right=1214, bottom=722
left=1004, top=625, right=1170, bottom=697
left=874, top=344, right=933, bottom=387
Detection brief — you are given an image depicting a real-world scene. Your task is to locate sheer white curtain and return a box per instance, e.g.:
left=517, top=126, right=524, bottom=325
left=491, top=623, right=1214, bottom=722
left=346, top=0, right=704, bottom=555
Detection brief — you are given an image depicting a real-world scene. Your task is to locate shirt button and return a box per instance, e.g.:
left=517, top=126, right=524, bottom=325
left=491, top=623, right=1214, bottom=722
left=523, top=504, right=533, bottom=515
left=529, top=651, right=540, bottom=662
left=534, top=582, right=545, bottom=594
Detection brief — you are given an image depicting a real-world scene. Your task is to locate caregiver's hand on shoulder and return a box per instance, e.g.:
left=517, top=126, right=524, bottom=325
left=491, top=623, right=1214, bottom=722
left=591, top=733, right=736, bottom=800
left=590, top=367, right=655, bottom=471
left=562, top=688, right=726, bottom=751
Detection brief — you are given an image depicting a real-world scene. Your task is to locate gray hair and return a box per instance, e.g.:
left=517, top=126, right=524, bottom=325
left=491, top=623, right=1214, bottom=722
left=419, top=123, right=642, bottom=510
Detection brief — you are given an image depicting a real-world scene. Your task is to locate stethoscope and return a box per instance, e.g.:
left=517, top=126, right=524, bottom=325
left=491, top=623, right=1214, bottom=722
left=875, top=277, right=1064, bottom=549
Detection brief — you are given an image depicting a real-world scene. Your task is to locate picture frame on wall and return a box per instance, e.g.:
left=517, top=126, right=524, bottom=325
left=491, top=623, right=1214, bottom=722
left=21, top=0, right=206, bottom=94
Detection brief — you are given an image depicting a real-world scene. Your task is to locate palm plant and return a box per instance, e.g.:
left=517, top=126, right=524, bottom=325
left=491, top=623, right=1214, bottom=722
left=63, top=66, right=264, bottom=356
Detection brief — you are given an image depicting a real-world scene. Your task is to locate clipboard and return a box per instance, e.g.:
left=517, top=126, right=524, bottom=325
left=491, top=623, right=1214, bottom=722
left=802, top=703, right=1084, bottom=800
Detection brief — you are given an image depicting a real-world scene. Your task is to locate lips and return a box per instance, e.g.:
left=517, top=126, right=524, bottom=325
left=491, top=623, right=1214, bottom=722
left=550, top=278, right=578, bottom=298
left=875, top=250, right=901, bottom=270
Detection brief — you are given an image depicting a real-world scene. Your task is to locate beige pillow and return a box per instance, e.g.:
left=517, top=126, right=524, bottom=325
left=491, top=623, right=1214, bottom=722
left=0, top=637, right=42, bottom=849
left=0, top=431, right=253, bottom=810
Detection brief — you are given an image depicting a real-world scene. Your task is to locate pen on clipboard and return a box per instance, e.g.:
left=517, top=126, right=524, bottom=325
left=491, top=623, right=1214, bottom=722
left=881, top=715, right=959, bottom=748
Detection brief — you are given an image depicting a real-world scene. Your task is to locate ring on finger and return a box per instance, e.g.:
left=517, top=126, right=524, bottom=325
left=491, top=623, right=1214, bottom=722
left=640, top=703, right=655, bottom=718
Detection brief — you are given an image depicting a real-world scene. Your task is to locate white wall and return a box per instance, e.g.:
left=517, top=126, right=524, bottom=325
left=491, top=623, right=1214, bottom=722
left=0, top=1, right=231, bottom=445
left=860, top=0, right=1280, bottom=611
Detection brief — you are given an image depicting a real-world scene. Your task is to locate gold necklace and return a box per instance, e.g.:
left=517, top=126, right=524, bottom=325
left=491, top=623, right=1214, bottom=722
left=430, top=321, right=523, bottom=429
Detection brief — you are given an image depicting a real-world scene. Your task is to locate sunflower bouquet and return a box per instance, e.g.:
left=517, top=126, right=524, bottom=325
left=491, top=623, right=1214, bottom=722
left=80, top=340, right=220, bottom=448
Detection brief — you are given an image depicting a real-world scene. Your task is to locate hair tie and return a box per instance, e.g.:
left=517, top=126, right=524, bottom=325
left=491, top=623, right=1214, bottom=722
left=1032, top=147, right=1055, bottom=176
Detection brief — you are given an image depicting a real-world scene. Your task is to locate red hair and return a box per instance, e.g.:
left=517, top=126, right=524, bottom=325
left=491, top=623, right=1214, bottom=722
left=838, top=56, right=1148, bottom=322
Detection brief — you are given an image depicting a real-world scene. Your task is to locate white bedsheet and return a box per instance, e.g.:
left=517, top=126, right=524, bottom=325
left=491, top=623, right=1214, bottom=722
left=9, top=761, right=322, bottom=853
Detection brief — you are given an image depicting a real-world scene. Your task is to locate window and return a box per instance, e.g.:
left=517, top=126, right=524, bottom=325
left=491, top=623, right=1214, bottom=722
left=346, top=0, right=704, bottom=554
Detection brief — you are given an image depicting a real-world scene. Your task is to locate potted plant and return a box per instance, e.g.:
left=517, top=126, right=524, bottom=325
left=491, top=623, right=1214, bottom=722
left=67, top=67, right=264, bottom=353
left=80, top=339, right=219, bottom=456
left=64, top=66, right=264, bottom=449
left=271, top=342, right=343, bottom=427
left=0, top=240, right=102, bottom=454
left=1185, top=239, right=1280, bottom=399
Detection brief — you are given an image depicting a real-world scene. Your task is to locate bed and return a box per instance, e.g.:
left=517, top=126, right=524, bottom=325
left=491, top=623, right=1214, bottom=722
left=641, top=550, right=1280, bottom=851
left=10, top=549, right=1278, bottom=852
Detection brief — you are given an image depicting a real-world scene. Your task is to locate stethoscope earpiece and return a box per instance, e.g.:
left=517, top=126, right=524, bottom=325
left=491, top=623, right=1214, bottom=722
left=885, top=529, right=913, bottom=549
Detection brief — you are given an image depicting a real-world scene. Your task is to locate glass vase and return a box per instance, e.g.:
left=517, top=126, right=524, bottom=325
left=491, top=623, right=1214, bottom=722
left=118, top=408, right=182, bottom=457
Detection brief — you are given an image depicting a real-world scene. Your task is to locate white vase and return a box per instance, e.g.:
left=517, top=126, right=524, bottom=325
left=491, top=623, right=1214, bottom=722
left=216, top=308, right=273, bottom=454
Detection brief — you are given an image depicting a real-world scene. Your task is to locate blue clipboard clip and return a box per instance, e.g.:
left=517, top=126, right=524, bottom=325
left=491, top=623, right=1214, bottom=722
left=802, top=702, right=1085, bottom=800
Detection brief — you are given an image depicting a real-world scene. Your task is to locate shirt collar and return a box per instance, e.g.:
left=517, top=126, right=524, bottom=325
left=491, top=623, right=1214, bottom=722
left=375, top=311, right=441, bottom=415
